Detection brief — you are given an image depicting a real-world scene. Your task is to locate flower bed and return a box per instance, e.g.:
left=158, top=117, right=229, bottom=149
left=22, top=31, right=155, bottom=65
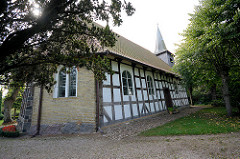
left=0, top=125, right=20, bottom=137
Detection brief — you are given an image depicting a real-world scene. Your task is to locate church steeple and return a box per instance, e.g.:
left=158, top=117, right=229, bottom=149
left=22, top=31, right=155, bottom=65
left=154, top=25, right=175, bottom=67
left=154, top=25, right=167, bottom=54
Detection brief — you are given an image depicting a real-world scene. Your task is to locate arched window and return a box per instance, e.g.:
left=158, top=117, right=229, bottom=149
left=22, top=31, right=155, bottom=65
left=57, top=67, right=77, bottom=97
left=147, top=75, right=154, bottom=95
left=69, top=67, right=77, bottom=96
left=122, top=70, right=133, bottom=95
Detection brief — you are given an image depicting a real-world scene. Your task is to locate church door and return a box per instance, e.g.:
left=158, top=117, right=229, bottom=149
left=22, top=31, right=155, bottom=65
left=163, top=88, right=173, bottom=109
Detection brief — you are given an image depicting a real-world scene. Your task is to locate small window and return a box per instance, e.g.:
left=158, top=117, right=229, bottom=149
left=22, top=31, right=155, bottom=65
left=147, top=75, right=154, bottom=95
left=170, top=58, right=174, bottom=63
left=122, top=70, right=133, bottom=95
left=57, top=67, right=77, bottom=97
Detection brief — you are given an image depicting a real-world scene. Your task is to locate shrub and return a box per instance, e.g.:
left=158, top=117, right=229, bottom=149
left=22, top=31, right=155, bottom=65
left=1, top=125, right=20, bottom=137
left=2, top=131, right=20, bottom=137
left=0, top=128, right=3, bottom=136
left=2, top=125, right=17, bottom=132
left=0, top=114, right=4, bottom=120
left=211, top=99, right=225, bottom=107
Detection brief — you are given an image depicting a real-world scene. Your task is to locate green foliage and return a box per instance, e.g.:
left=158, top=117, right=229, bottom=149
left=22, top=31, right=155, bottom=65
left=192, top=92, right=211, bottom=105
left=0, top=0, right=135, bottom=89
left=192, top=86, right=215, bottom=105
left=168, top=105, right=179, bottom=113
left=1, top=125, right=20, bottom=137
left=0, top=128, right=2, bottom=136
left=174, top=0, right=240, bottom=115
left=0, top=114, right=4, bottom=120
left=211, top=99, right=225, bottom=107
left=0, top=89, right=2, bottom=115
left=12, top=87, right=24, bottom=109
left=229, top=67, right=240, bottom=108
left=140, top=107, right=240, bottom=136
left=0, top=130, right=20, bottom=138
left=87, top=55, right=114, bottom=81
left=3, top=85, right=23, bottom=108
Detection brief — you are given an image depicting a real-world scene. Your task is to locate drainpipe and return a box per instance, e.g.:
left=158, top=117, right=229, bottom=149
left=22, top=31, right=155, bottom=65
left=32, top=85, right=43, bottom=137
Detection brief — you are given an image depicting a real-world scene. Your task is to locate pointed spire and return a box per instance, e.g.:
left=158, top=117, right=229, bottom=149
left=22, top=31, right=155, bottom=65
left=154, top=25, right=167, bottom=54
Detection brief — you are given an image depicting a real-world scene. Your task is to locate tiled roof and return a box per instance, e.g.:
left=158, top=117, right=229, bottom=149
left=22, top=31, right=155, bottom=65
left=105, top=34, right=176, bottom=75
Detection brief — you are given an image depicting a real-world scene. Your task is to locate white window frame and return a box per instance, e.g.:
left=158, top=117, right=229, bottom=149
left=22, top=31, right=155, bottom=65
left=147, top=75, right=154, bottom=95
left=122, top=70, right=134, bottom=95
left=53, top=66, right=78, bottom=98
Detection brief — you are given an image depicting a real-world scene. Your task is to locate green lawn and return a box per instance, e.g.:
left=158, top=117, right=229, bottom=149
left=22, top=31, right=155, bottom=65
left=140, top=107, right=240, bottom=136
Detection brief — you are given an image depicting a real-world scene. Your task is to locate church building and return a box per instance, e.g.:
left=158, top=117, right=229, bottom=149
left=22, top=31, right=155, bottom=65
left=18, top=25, right=189, bottom=135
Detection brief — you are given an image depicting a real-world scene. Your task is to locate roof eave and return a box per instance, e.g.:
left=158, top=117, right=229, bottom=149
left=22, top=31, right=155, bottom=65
left=98, top=50, right=179, bottom=77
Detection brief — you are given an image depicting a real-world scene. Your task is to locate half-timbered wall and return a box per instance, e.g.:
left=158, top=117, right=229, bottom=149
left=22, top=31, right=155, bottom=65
left=101, top=59, right=189, bottom=126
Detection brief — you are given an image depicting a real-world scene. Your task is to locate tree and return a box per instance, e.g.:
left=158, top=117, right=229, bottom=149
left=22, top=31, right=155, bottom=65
left=12, top=87, right=24, bottom=120
left=174, top=43, right=220, bottom=106
left=3, top=85, right=21, bottom=123
left=0, top=89, right=2, bottom=112
left=0, top=0, right=135, bottom=87
left=0, top=89, right=3, bottom=120
left=178, top=0, right=240, bottom=116
left=229, top=64, right=240, bottom=113
left=173, top=44, right=197, bottom=105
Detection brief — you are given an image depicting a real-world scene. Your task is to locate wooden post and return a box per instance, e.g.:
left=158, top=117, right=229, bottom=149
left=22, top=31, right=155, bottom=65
left=152, top=70, right=159, bottom=112
left=132, top=64, right=140, bottom=117
left=138, top=68, right=146, bottom=116
left=129, top=96, right=133, bottom=119
left=110, top=60, right=115, bottom=121
left=117, top=59, right=125, bottom=119
left=143, top=68, right=152, bottom=113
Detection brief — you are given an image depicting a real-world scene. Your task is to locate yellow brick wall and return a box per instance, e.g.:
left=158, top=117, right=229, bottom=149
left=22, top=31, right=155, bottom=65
left=31, top=67, right=96, bottom=126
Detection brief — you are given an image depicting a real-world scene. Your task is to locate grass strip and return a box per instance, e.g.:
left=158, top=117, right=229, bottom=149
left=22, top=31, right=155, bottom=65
left=140, top=107, right=240, bottom=136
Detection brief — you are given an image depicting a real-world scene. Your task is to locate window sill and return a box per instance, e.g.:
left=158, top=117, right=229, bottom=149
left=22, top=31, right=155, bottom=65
left=53, top=96, right=78, bottom=99
left=123, top=94, right=134, bottom=96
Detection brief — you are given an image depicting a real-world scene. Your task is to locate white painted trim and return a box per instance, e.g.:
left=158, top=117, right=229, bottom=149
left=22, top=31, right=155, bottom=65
left=53, top=66, right=78, bottom=98
left=120, top=63, right=135, bottom=97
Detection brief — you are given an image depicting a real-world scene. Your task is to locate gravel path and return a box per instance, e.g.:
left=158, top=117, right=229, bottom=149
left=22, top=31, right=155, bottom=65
left=1, top=106, right=239, bottom=159
left=102, top=106, right=203, bottom=140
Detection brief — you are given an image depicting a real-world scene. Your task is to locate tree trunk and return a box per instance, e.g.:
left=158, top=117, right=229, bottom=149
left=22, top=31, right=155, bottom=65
left=211, top=84, right=217, bottom=106
left=13, top=108, right=16, bottom=120
left=0, top=90, right=2, bottom=114
left=3, top=87, right=20, bottom=123
left=188, top=86, right=194, bottom=106
left=220, top=71, right=232, bottom=116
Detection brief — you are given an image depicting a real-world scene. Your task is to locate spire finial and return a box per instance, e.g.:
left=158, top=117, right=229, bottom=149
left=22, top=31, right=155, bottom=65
left=154, top=25, right=167, bottom=54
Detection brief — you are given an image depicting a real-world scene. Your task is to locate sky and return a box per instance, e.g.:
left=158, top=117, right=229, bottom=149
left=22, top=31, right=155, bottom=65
left=98, top=0, right=199, bottom=53
left=1, top=0, right=199, bottom=97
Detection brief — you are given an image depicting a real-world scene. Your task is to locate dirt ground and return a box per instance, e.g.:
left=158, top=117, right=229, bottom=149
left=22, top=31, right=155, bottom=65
left=0, top=132, right=239, bottom=159
left=0, top=106, right=239, bottom=159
